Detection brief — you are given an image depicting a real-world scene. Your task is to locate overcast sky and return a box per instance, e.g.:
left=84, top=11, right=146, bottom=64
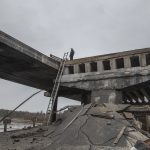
left=0, top=0, right=150, bottom=112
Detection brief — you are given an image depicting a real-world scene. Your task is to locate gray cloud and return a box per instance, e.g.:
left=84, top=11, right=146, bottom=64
left=0, top=0, right=150, bottom=112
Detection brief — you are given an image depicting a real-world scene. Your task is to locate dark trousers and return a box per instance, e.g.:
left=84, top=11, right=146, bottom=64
left=70, top=55, right=73, bottom=60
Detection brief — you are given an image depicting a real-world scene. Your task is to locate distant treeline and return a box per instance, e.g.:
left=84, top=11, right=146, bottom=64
left=0, top=109, right=45, bottom=122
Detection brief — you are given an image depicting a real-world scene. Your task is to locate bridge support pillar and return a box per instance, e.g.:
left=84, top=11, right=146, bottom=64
left=81, top=92, right=91, bottom=105
left=91, top=89, right=123, bottom=104
left=50, top=97, right=58, bottom=123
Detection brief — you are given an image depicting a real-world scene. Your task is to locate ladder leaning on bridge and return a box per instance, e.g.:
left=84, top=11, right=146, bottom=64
left=45, top=52, right=69, bottom=125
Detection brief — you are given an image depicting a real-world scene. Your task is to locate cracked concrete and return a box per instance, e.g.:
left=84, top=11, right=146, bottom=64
left=0, top=104, right=149, bottom=150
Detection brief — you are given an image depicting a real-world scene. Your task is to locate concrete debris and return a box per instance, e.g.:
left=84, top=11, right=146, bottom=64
left=123, top=112, right=134, bottom=119
left=0, top=103, right=149, bottom=150
left=113, top=126, right=126, bottom=145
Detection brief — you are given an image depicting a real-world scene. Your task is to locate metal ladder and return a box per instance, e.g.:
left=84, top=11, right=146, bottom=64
left=45, top=52, right=68, bottom=125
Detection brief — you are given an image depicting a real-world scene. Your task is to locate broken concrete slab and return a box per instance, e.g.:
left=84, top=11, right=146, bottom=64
left=0, top=103, right=149, bottom=150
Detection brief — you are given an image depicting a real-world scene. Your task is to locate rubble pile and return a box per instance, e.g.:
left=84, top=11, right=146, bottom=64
left=0, top=103, right=150, bottom=150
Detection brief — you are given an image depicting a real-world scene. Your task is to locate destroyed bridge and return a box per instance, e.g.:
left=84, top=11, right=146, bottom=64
left=1, top=30, right=150, bottom=105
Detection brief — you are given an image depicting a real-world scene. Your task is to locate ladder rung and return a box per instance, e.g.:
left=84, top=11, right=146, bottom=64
left=45, top=52, right=69, bottom=124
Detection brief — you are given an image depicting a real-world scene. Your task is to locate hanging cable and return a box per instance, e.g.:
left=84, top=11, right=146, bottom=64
left=0, top=90, right=42, bottom=123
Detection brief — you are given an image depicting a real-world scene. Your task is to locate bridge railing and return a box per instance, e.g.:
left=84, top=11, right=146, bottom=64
left=64, top=50, right=150, bottom=75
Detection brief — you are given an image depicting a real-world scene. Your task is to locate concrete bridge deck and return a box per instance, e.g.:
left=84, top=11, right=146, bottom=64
left=0, top=31, right=59, bottom=90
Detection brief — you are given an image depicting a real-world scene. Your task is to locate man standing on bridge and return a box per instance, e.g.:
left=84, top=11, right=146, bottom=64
left=69, top=48, right=75, bottom=60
